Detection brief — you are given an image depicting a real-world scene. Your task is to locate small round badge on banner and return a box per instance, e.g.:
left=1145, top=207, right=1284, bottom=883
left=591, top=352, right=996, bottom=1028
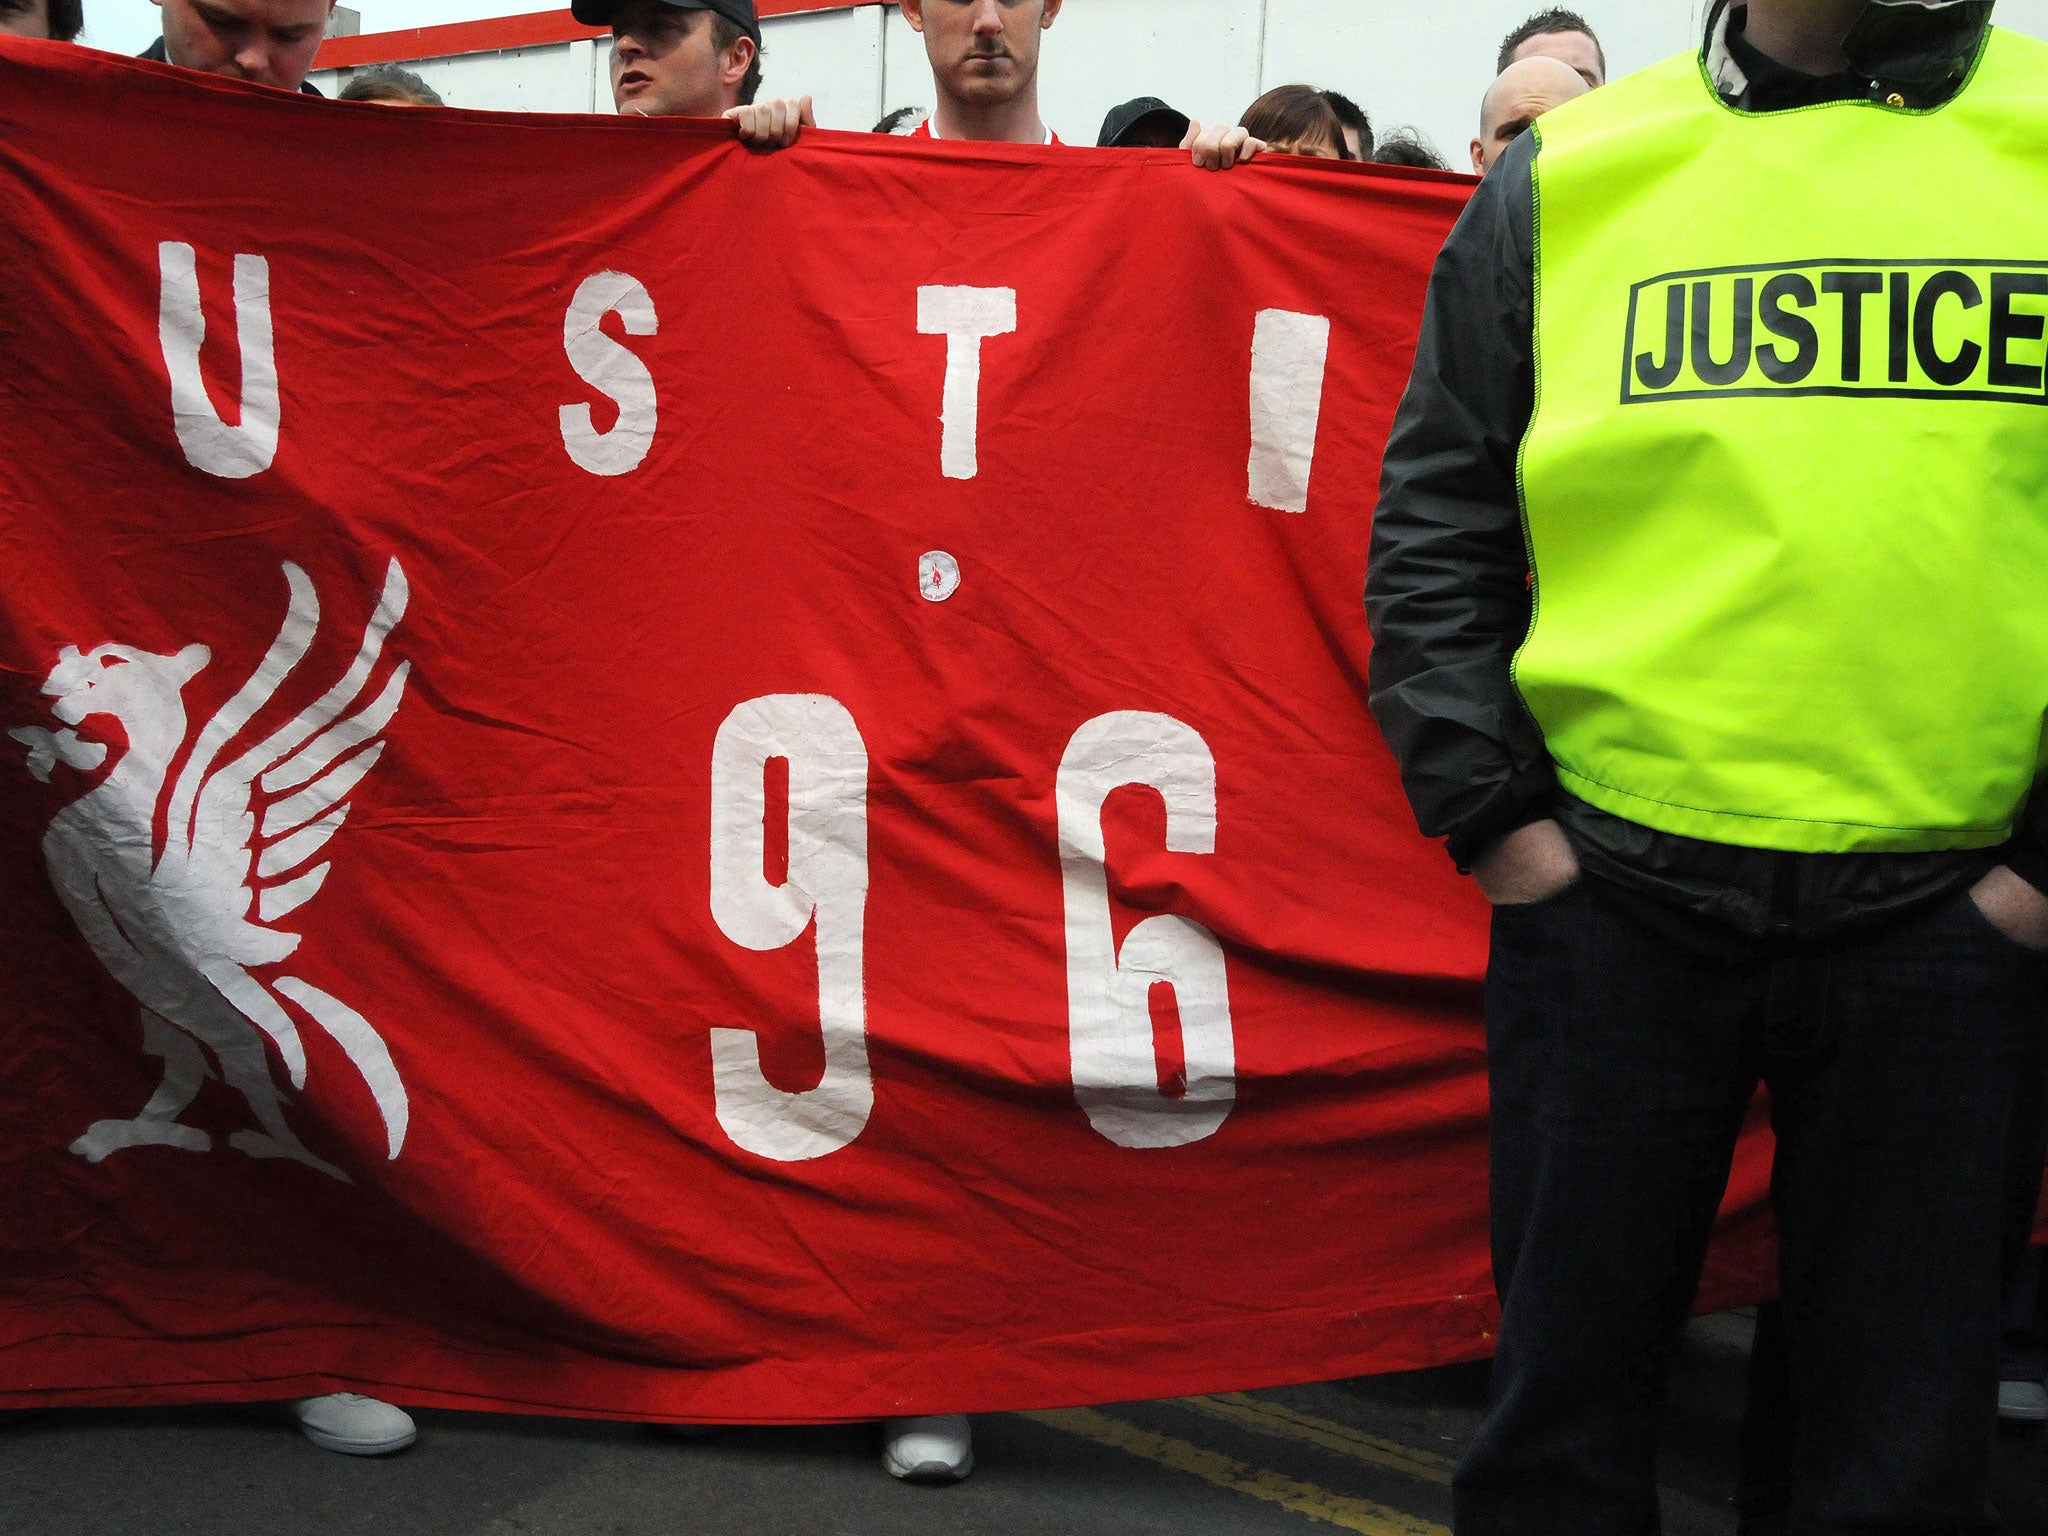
left=919, top=551, right=961, bottom=603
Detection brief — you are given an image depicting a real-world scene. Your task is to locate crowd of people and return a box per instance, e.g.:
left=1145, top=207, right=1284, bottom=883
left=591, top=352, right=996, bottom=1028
left=0, top=0, right=1620, bottom=180
left=2, top=1, right=2046, bottom=1531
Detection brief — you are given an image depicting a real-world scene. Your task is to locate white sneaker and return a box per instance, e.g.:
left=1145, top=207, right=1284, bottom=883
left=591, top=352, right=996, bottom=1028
left=881, top=1414, right=973, bottom=1482
left=1998, top=1379, right=2048, bottom=1424
left=292, top=1393, right=417, bottom=1455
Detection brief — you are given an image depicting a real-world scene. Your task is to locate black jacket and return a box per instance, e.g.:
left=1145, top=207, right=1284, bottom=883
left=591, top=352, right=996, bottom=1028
left=1364, top=0, right=2046, bottom=942
left=139, top=37, right=325, bottom=96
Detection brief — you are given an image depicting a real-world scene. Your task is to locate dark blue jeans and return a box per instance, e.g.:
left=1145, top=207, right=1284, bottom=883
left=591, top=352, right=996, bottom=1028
left=1454, top=880, right=2048, bottom=1536
left=2001, top=1247, right=2046, bottom=1385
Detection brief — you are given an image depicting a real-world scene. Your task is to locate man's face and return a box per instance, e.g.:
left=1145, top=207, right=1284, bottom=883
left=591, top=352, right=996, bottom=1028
left=1510, top=28, right=1605, bottom=89
left=154, top=0, right=336, bottom=90
left=1472, top=56, right=1589, bottom=174
left=902, top=0, right=1061, bottom=109
left=609, top=0, right=751, bottom=118
left=0, top=0, right=53, bottom=40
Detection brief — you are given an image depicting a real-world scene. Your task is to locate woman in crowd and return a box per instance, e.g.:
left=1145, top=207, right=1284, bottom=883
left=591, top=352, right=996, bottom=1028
left=1238, top=84, right=1360, bottom=160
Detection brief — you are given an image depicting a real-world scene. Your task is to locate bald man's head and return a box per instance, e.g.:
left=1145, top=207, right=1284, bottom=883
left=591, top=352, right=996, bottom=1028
left=1471, top=55, right=1589, bottom=174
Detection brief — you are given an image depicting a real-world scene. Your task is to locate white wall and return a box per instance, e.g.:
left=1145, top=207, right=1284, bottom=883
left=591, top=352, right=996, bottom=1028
left=377, top=37, right=603, bottom=114
left=312, top=0, right=2048, bottom=162
left=769, top=6, right=891, bottom=136
left=1258, top=1, right=1702, bottom=163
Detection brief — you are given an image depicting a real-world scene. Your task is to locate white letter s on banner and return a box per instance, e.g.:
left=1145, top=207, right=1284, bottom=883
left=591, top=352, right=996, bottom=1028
left=708, top=695, right=873, bottom=1161
left=560, top=271, right=659, bottom=477
left=1058, top=712, right=1236, bottom=1150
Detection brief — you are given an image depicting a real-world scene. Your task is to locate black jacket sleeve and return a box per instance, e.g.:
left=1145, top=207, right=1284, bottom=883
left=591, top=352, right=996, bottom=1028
left=1364, top=133, right=1556, bottom=871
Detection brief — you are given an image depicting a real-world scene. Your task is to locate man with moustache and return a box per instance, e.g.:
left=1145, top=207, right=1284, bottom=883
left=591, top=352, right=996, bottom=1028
left=838, top=0, right=1081, bottom=1486
left=901, top=0, right=1064, bottom=145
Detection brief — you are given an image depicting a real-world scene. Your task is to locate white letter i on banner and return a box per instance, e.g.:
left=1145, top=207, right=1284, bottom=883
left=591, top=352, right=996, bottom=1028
left=917, top=286, right=1017, bottom=480
left=1248, top=309, right=1331, bottom=514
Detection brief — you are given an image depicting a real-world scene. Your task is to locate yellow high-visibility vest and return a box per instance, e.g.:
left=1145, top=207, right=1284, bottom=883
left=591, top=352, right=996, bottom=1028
left=1518, top=27, right=2048, bottom=852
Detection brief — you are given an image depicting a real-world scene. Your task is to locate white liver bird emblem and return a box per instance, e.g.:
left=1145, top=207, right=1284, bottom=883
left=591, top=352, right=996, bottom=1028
left=10, top=560, right=413, bottom=1181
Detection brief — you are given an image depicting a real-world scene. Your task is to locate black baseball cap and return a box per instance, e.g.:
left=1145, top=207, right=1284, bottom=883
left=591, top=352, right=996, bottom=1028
left=571, top=0, right=762, bottom=46
left=1097, top=97, right=1193, bottom=149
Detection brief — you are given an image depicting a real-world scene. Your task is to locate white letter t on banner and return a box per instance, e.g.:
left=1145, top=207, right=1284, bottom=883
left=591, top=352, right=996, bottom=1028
left=917, top=286, right=1016, bottom=481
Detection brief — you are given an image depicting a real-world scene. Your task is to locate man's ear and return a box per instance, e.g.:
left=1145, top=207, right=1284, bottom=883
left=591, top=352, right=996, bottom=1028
left=722, top=34, right=756, bottom=87
left=900, top=0, right=925, bottom=34
left=1041, top=0, right=1063, bottom=27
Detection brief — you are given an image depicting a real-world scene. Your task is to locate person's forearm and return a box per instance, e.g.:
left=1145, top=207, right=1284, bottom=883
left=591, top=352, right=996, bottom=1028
left=1366, top=135, right=1553, bottom=866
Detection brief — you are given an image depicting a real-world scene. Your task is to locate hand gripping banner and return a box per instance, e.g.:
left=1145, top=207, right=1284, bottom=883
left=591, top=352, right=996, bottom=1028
left=0, top=42, right=1779, bottom=1421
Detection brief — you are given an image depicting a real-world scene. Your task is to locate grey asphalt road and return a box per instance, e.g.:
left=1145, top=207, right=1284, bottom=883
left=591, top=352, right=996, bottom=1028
left=2, top=1315, right=2042, bottom=1536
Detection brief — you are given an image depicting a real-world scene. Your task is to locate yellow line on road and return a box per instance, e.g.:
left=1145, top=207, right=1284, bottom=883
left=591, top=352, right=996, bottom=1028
left=1180, top=1393, right=1459, bottom=1487
left=1023, top=1407, right=1451, bottom=1536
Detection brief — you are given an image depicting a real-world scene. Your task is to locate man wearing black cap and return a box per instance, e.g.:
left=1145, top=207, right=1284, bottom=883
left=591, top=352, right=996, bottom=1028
left=1097, top=97, right=1190, bottom=149
left=573, top=0, right=810, bottom=148
left=573, top=8, right=958, bottom=1488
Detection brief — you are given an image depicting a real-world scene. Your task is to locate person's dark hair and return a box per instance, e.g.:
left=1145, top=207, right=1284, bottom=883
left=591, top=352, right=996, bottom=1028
left=1240, top=84, right=1355, bottom=160
left=1, top=0, right=83, bottom=39
left=874, top=106, right=926, bottom=134
left=710, top=14, right=763, bottom=107
left=1320, top=89, right=1373, bottom=160
left=339, top=64, right=446, bottom=107
left=1496, top=8, right=1605, bottom=78
left=1373, top=128, right=1450, bottom=172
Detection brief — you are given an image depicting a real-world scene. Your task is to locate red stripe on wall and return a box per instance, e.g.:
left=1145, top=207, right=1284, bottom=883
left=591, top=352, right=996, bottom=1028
left=313, top=3, right=875, bottom=71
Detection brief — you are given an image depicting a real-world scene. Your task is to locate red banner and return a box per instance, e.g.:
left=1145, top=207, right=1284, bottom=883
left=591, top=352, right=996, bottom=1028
left=0, top=42, right=1777, bottom=1421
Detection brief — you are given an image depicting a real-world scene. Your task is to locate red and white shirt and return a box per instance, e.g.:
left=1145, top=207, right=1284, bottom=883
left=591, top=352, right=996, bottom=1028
left=911, top=118, right=1062, bottom=146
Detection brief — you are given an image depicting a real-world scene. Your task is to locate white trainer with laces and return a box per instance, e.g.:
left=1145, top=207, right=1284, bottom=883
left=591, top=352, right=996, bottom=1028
left=292, top=1393, right=417, bottom=1455
left=881, top=1414, right=973, bottom=1482
left=1998, top=1379, right=2048, bottom=1424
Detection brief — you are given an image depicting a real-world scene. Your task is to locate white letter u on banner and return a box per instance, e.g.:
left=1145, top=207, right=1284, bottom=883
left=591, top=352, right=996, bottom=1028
left=157, top=241, right=280, bottom=481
